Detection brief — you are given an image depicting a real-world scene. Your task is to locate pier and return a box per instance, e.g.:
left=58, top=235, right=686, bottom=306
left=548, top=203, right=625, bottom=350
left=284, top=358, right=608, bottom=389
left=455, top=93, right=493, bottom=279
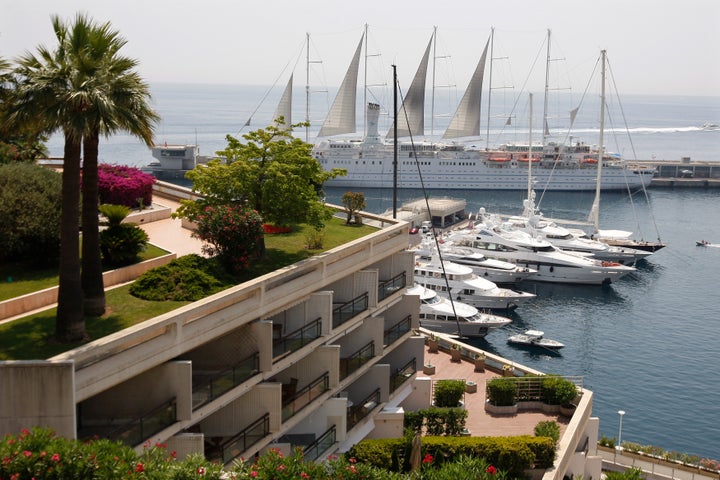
left=634, top=160, right=720, bottom=188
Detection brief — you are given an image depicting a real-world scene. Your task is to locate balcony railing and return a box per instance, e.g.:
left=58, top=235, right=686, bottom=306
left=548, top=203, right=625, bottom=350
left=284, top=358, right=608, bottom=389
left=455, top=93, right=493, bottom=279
left=384, top=314, right=411, bottom=346
left=332, top=292, right=369, bottom=329
left=339, top=341, right=375, bottom=380
left=378, top=271, right=407, bottom=301
left=273, top=317, right=322, bottom=359
left=303, top=425, right=336, bottom=462
left=282, top=372, right=329, bottom=422
left=192, top=352, right=260, bottom=409
left=347, top=388, right=380, bottom=431
left=390, top=357, right=416, bottom=393
left=106, top=398, right=176, bottom=446
left=213, top=413, right=270, bottom=465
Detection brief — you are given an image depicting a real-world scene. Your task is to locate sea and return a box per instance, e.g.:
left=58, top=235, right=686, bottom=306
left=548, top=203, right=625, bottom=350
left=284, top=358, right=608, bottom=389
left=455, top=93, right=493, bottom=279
left=44, top=84, right=720, bottom=460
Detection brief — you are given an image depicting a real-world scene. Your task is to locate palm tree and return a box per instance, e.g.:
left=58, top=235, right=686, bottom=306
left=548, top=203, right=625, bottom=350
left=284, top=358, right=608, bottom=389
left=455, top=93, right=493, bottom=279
left=71, top=17, right=158, bottom=316
left=8, top=14, right=158, bottom=340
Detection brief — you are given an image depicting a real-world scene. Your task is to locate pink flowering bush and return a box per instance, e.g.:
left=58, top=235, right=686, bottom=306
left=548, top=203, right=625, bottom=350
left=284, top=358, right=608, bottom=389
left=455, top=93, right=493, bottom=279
left=96, top=164, right=156, bottom=209
left=193, top=204, right=264, bottom=274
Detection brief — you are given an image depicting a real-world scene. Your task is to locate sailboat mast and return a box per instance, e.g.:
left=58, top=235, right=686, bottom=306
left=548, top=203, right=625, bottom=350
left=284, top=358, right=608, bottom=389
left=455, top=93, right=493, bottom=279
left=430, top=26, right=437, bottom=137
left=527, top=93, right=534, bottom=200
left=305, top=32, right=310, bottom=142
left=542, top=29, right=551, bottom=146
left=485, top=27, right=495, bottom=151
left=363, top=23, right=368, bottom=137
left=592, top=50, right=607, bottom=234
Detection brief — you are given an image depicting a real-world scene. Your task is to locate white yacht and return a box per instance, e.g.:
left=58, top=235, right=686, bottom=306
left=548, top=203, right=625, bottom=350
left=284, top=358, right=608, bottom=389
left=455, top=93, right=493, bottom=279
left=447, top=225, right=636, bottom=285
left=413, top=251, right=536, bottom=310
left=407, top=284, right=512, bottom=338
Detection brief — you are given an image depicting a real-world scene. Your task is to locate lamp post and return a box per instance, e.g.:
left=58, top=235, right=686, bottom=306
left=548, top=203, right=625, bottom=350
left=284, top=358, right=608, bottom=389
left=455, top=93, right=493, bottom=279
left=617, top=410, right=626, bottom=451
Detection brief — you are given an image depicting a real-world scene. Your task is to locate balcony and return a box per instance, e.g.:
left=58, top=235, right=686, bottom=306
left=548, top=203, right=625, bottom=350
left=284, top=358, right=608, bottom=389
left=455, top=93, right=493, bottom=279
left=347, top=388, right=380, bottom=431
left=192, top=352, right=260, bottom=409
left=339, top=341, right=375, bottom=380
left=281, top=372, right=330, bottom=422
left=206, top=413, right=270, bottom=465
left=332, top=292, right=369, bottom=329
left=390, top=357, right=416, bottom=393
left=384, top=314, right=412, bottom=346
left=303, top=425, right=336, bottom=462
left=378, top=271, right=407, bottom=301
left=273, top=317, right=322, bottom=360
left=79, top=398, right=176, bottom=447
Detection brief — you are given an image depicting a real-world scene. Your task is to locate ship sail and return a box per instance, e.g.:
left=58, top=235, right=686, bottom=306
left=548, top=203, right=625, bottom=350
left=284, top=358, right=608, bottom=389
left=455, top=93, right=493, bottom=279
left=442, top=37, right=490, bottom=139
left=386, top=32, right=434, bottom=140
left=273, top=73, right=293, bottom=129
left=317, top=34, right=364, bottom=137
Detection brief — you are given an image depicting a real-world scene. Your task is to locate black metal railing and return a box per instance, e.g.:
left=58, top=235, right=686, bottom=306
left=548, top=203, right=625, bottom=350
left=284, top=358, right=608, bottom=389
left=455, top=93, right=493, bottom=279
left=192, top=352, right=260, bottom=409
left=303, top=425, right=336, bottom=462
left=332, top=292, right=369, bottom=329
left=384, top=314, right=412, bottom=346
left=217, top=413, right=270, bottom=465
left=339, top=341, right=374, bottom=380
left=107, top=398, right=176, bottom=446
left=347, top=388, right=380, bottom=431
left=378, top=271, right=407, bottom=301
left=282, top=372, right=329, bottom=422
left=273, top=317, right=322, bottom=359
left=390, top=358, right=416, bottom=393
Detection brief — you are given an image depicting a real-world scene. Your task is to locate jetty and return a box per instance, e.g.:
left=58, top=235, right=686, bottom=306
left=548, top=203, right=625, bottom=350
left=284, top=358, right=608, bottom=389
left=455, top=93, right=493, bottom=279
left=634, top=159, right=720, bottom=188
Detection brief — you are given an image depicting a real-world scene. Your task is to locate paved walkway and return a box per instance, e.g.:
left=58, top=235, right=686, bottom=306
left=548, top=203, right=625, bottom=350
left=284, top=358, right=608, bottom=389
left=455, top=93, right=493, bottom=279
left=141, top=197, right=205, bottom=257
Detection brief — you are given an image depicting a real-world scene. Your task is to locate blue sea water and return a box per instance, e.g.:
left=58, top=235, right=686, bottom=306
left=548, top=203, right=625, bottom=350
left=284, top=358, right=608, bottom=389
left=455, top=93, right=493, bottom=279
left=45, top=84, right=720, bottom=460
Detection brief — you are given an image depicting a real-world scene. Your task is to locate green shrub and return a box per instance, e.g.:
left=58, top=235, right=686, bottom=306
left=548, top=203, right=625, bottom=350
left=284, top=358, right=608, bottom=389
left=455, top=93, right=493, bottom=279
left=130, top=255, right=227, bottom=301
left=534, top=420, right=561, bottom=444
left=542, top=375, right=578, bottom=405
left=98, top=204, right=149, bottom=267
left=434, top=379, right=466, bottom=408
left=0, top=163, right=61, bottom=264
left=487, top=377, right=518, bottom=406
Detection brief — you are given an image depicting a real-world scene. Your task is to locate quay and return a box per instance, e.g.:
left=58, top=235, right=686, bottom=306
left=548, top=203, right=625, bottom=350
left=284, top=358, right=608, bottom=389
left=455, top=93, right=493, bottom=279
left=634, top=159, right=720, bottom=188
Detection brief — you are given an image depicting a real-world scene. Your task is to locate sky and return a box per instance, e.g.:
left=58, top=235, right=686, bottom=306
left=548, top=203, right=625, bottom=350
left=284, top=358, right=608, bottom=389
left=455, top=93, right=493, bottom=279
left=2, top=0, right=719, bottom=98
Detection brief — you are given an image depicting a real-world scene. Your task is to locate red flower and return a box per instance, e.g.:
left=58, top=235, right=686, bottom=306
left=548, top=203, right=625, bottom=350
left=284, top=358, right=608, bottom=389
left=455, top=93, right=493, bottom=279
left=486, top=465, right=497, bottom=475
left=51, top=453, right=60, bottom=462
left=423, top=453, right=434, bottom=464
left=23, top=450, right=32, bottom=457
left=135, top=462, right=145, bottom=473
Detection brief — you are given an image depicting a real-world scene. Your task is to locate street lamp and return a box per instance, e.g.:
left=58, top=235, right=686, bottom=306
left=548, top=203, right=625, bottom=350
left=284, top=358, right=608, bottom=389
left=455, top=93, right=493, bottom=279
left=617, top=410, right=626, bottom=451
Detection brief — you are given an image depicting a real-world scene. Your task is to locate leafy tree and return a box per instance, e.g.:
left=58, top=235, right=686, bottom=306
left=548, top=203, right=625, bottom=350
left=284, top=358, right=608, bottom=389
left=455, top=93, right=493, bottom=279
left=0, top=163, right=62, bottom=264
left=176, top=121, right=345, bottom=257
left=342, top=191, right=367, bottom=224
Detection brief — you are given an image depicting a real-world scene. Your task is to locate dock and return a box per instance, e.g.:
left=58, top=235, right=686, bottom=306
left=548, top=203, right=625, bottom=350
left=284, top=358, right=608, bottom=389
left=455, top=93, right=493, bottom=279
left=634, top=159, right=720, bottom=188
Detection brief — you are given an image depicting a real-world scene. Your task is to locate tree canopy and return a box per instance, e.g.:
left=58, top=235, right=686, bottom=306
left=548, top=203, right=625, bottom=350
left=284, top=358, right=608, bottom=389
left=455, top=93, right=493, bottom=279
left=177, top=120, right=345, bottom=230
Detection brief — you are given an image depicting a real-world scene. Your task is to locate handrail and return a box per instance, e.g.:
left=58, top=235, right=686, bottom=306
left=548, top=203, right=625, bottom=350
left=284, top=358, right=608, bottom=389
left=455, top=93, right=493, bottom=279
left=378, top=271, right=407, bottom=301
left=273, top=317, right=322, bottom=359
left=347, top=387, right=380, bottom=430
left=106, top=398, right=176, bottom=446
left=332, top=292, right=369, bottom=329
left=218, top=413, right=270, bottom=465
left=390, top=357, right=416, bottom=392
left=383, top=314, right=411, bottom=346
left=192, top=352, right=260, bottom=409
left=282, top=372, right=329, bottom=422
left=340, top=341, right=374, bottom=380
left=303, top=425, right=336, bottom=462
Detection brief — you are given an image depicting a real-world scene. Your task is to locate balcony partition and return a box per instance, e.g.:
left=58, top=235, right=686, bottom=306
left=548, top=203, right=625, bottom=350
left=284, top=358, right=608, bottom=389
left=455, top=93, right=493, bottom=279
left=103, top=398, right=177, bottom=447
left=273, top=317, right=322, bottom=360
left=207, top=413, right=270, bottom=465
left=390, top=357, right=416, bottom=393
left=303, top=425, right=336, bottom=462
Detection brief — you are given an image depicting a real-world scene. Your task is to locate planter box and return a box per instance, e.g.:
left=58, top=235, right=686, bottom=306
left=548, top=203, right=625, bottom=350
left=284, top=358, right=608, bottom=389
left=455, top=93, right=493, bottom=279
left=465, top=381, right=477, bottom=394
left=484, top=400, right=518, bottom=415
left=542, top=403, right=561, bottom=414
left=423, top=364, right=436, bottom=375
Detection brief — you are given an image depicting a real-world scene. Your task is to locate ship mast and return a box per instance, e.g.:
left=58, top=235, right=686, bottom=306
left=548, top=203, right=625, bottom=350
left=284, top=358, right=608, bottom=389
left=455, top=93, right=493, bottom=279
left=589, top=50, right=607, bottom=234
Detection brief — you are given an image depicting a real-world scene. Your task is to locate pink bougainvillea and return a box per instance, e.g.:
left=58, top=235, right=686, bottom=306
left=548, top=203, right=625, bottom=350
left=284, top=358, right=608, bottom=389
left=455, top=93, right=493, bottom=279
left=95, top=164, right=156, bottom=209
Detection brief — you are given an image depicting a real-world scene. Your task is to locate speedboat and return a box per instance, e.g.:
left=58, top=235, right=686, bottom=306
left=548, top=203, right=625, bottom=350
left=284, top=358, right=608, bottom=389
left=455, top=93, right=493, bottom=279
left=447, top=224, right=636, bottom=285
left=407, top=284, right=512, bottom=338
left=413, top=250, right=536, bottom=310
left=507, top=330, right=564, bottom=350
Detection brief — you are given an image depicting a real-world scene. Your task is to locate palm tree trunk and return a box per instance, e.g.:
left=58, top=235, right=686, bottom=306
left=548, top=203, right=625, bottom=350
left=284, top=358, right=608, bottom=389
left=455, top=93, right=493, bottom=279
left=81, top=130, right=106, bottom=316
left=55, top=132, right=86, bottom=342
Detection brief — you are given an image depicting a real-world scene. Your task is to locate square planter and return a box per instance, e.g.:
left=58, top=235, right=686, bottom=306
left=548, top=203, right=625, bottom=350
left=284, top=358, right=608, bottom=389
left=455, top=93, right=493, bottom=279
left=423, top=364, right=436, bottom=375
left=465, top=381, right=477, bottom=394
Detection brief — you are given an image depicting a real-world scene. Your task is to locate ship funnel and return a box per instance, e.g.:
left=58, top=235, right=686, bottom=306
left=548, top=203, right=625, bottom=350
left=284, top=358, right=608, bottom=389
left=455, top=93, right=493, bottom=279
left=364, top=103, right=382, bottom=144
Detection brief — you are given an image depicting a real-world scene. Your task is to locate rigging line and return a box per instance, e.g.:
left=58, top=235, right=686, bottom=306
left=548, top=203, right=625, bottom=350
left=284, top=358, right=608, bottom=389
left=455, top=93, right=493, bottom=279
left=395, top=77, right=463, bottom=338
left=235, top=38, right=307, bottom=136
left=606, top=58, right=663, bottom=242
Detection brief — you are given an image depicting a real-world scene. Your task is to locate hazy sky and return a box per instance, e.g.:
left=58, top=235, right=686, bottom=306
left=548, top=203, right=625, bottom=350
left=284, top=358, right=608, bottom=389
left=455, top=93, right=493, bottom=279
left=2, top=0, right=719, bottom=97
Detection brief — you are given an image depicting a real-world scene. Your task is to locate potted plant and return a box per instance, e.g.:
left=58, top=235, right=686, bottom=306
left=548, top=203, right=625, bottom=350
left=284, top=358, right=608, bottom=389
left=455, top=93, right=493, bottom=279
left=485, top=377, right=518, bottom=414
left=542, top=375, right=578, bottom=415
left=433, top=379, right=466, bottom=408
left=427, top=334, right=439, bottom=353
left=450, top=343, right=462, bottom=362
left=502, top=363, right=515, bottom=377
left=474, top=352, right=486, bottom=372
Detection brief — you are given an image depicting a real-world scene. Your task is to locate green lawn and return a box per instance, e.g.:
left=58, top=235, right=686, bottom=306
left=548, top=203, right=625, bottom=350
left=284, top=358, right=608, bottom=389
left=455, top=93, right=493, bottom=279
left=0, top=218, right=378, bottom=360
left=0, top=244, right=169, bottom=301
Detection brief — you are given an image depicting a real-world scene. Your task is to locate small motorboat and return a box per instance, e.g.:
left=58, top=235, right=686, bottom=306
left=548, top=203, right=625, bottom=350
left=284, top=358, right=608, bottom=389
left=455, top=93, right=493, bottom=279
left=696, top=240, right=711, bottom=247
left=507, top=330, right=565, bottom=350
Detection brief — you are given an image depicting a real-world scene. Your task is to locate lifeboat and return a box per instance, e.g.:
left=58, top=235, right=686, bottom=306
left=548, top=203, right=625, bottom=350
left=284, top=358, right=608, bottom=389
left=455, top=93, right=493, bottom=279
left=517, top=154, right=540, bottom=163
left=581, top=155, right=598, bottom=164
left=487, top=153, right=511, bottom=163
